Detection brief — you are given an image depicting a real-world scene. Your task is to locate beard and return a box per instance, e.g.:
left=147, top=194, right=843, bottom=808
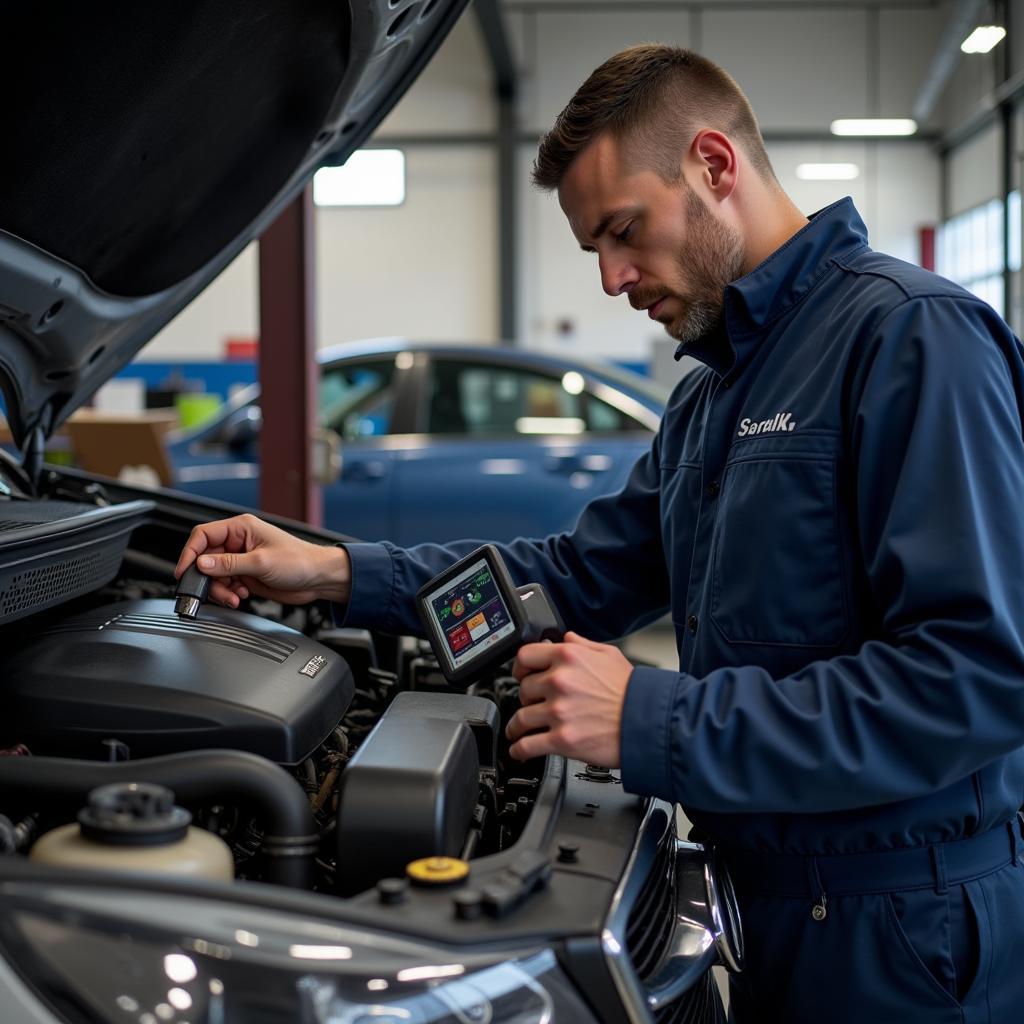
left=636, top=184, right=745, bottom=345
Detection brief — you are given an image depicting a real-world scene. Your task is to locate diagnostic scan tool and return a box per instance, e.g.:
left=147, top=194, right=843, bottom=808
left=416, top=545, right=565, bottom=687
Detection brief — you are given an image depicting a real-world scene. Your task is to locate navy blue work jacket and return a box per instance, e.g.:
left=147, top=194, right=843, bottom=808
left=343, top=198, right=1024, bottom=855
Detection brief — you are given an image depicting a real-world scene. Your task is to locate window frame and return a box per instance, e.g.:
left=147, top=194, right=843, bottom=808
left=420, top=354, right=657, bottom=440
left=936, top=194, right=1019, bottom=320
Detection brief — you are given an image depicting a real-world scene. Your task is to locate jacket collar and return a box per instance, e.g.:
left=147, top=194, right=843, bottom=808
left=678, top=196, right=870, bottom=377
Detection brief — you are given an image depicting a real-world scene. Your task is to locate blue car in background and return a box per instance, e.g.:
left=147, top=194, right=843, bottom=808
left=168, top=339, right=668, bottom=545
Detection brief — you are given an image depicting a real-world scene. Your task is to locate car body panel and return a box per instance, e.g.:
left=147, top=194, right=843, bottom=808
left=167, top=340, right=667, bottom=543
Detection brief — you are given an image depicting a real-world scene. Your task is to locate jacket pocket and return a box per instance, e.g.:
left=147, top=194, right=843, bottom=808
left=710, top=454, right=848, bottom=647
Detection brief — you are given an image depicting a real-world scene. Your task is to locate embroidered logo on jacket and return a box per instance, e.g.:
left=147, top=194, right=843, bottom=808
left=737, top=412, right=796, bottom=437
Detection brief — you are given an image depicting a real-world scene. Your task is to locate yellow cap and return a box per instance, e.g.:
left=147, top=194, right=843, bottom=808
left=406, top=856, right=470, bottom=886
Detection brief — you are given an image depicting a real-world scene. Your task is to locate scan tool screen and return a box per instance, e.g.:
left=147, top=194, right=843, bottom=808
left=425, top=556, right=517, bottom=671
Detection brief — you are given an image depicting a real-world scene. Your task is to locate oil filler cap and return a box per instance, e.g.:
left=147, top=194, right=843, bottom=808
left=78, top=783, right=192, bottom=847
left=406, top=856, right=470, bottom=886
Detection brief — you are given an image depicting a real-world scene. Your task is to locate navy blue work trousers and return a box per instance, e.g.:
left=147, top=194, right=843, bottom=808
left=724, top=822, right=1024, bottom=1023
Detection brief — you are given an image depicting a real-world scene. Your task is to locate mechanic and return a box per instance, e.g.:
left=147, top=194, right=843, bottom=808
left=176, top=45, right=1024, bottom=1023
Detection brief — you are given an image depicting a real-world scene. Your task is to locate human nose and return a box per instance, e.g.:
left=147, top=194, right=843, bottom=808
left=598, top=252, right=637, bottom=297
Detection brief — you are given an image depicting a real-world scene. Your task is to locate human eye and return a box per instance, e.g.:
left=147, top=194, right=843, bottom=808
left=613, top=221, right=635, bottom=244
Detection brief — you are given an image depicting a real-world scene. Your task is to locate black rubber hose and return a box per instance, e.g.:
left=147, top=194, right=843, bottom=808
left=0, top=750, right=317, bottom=888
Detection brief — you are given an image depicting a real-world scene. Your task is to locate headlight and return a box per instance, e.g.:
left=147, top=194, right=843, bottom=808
left=0, top=881, right=595, bottom=1024
left=297, top=959, right=563, bottom=1024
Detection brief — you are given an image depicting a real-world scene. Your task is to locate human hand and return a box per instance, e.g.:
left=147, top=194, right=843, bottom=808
left=505, top=632, right=632, bottom=765
left=174, top=513, right=351, bottom=608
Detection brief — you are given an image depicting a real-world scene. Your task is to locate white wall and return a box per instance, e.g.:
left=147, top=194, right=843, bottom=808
left=315, top=146, right=498, bottom=344
left=878, top=5, right=946, bottom=127
left=948, top=123, right=1002, bottom=217
left=146, top=244, right=258, bottom=359
left=509, top=2, right=941, bottom=135
left=523, top=9, right=695, bottom=131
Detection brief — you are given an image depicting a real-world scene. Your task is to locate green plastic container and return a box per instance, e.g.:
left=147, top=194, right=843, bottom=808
left=175, top=393, right=222, bottom=429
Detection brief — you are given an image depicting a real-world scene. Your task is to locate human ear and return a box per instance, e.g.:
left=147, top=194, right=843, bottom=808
left=692, top=130, right=738, bottom=201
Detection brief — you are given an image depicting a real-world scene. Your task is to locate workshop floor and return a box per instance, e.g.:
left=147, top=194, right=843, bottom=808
left=620, top=620, right=733, bottom=1013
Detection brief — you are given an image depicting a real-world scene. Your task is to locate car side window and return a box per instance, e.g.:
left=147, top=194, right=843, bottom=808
left=319, top=360, right=397, bottom=440
left=586, top=394, right=648, bottom=433
left=427, top=361, right=584, bottom=436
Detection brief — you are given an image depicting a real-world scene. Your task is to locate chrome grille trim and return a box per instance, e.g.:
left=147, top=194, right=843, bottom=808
left=653, top=973, right=722, bottom=1023
left=603, top=800, right=741, bottom=1023
left=602, top=799, right=675, bottom=1023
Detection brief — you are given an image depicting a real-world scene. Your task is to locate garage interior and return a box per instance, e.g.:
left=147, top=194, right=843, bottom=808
left=63, top=0, right=1019, bottom=660
left=56, top=0, right=1017, bottom=520
left=171, top=4, right=1021, bottom=1012
left=1, top=1, right=1021, bottom=1020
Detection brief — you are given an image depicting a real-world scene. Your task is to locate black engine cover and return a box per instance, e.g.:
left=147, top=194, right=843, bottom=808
left=0, top=599, right=353, bottom=765
left=335, top=691, right=486, bottom=894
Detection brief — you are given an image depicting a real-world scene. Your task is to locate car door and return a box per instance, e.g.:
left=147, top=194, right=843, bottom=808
left=391, top=355, right=653, bottom=545
left=171, top=356, right=410, bottom=540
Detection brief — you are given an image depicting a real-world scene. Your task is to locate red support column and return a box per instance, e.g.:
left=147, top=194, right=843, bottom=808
left=919, top=226, right=936, bottom=272
left=257, top=187, right=322, bottom=527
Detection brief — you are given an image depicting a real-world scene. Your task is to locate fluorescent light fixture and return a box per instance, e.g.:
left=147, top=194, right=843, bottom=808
left=961, top=26, right=1006, bottom=53
left=796, top=163, right=860, bottom=181
left=313, top=149, right=406, bottom=206
left=830, top=118, right=917, bottom=137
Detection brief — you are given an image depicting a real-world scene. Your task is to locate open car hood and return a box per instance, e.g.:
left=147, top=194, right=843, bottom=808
left=0, top=0, right=470, bottom=451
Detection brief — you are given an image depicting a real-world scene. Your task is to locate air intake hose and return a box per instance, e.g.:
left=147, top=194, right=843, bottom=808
left=0, top=749, right=316, bottom=888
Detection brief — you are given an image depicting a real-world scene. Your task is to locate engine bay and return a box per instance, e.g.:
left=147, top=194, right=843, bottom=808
left=0, top=472, right=549, bottom=902
left=0, top=471, right=729, bottom=1024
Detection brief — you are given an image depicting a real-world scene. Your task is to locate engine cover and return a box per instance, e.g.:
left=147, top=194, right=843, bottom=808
left=0, top=599, right=354, bottom=765
left=335, top=691, right=488, bottom=894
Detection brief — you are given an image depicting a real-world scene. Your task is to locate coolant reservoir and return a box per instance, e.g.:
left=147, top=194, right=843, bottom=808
left=30, top=782, right=233, bottom=881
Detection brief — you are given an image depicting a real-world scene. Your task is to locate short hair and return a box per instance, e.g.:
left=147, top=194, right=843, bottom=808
left=532, top=44, right=776, bottom=191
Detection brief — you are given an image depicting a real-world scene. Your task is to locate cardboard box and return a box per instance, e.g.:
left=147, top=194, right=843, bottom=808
left=64, top=410, right=179, bottom=486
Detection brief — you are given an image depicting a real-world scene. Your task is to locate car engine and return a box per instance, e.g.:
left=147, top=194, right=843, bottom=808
left=0, top=481, right=542, bottom=897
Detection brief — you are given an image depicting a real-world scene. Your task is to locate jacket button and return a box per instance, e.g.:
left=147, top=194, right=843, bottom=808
left=687, top=615, right=698, bottom=634
left=707, top=479, right=719, bottom=497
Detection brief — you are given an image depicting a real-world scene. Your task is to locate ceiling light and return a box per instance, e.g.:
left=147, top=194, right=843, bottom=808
left=796, top=163, right=860, bottom=181
left=961, top=26, right=1006, bottom=53
left=830, top=119, right=917, bottom=136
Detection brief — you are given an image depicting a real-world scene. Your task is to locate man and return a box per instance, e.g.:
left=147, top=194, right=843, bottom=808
left=177, top=46, right=1024, bottom=1022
